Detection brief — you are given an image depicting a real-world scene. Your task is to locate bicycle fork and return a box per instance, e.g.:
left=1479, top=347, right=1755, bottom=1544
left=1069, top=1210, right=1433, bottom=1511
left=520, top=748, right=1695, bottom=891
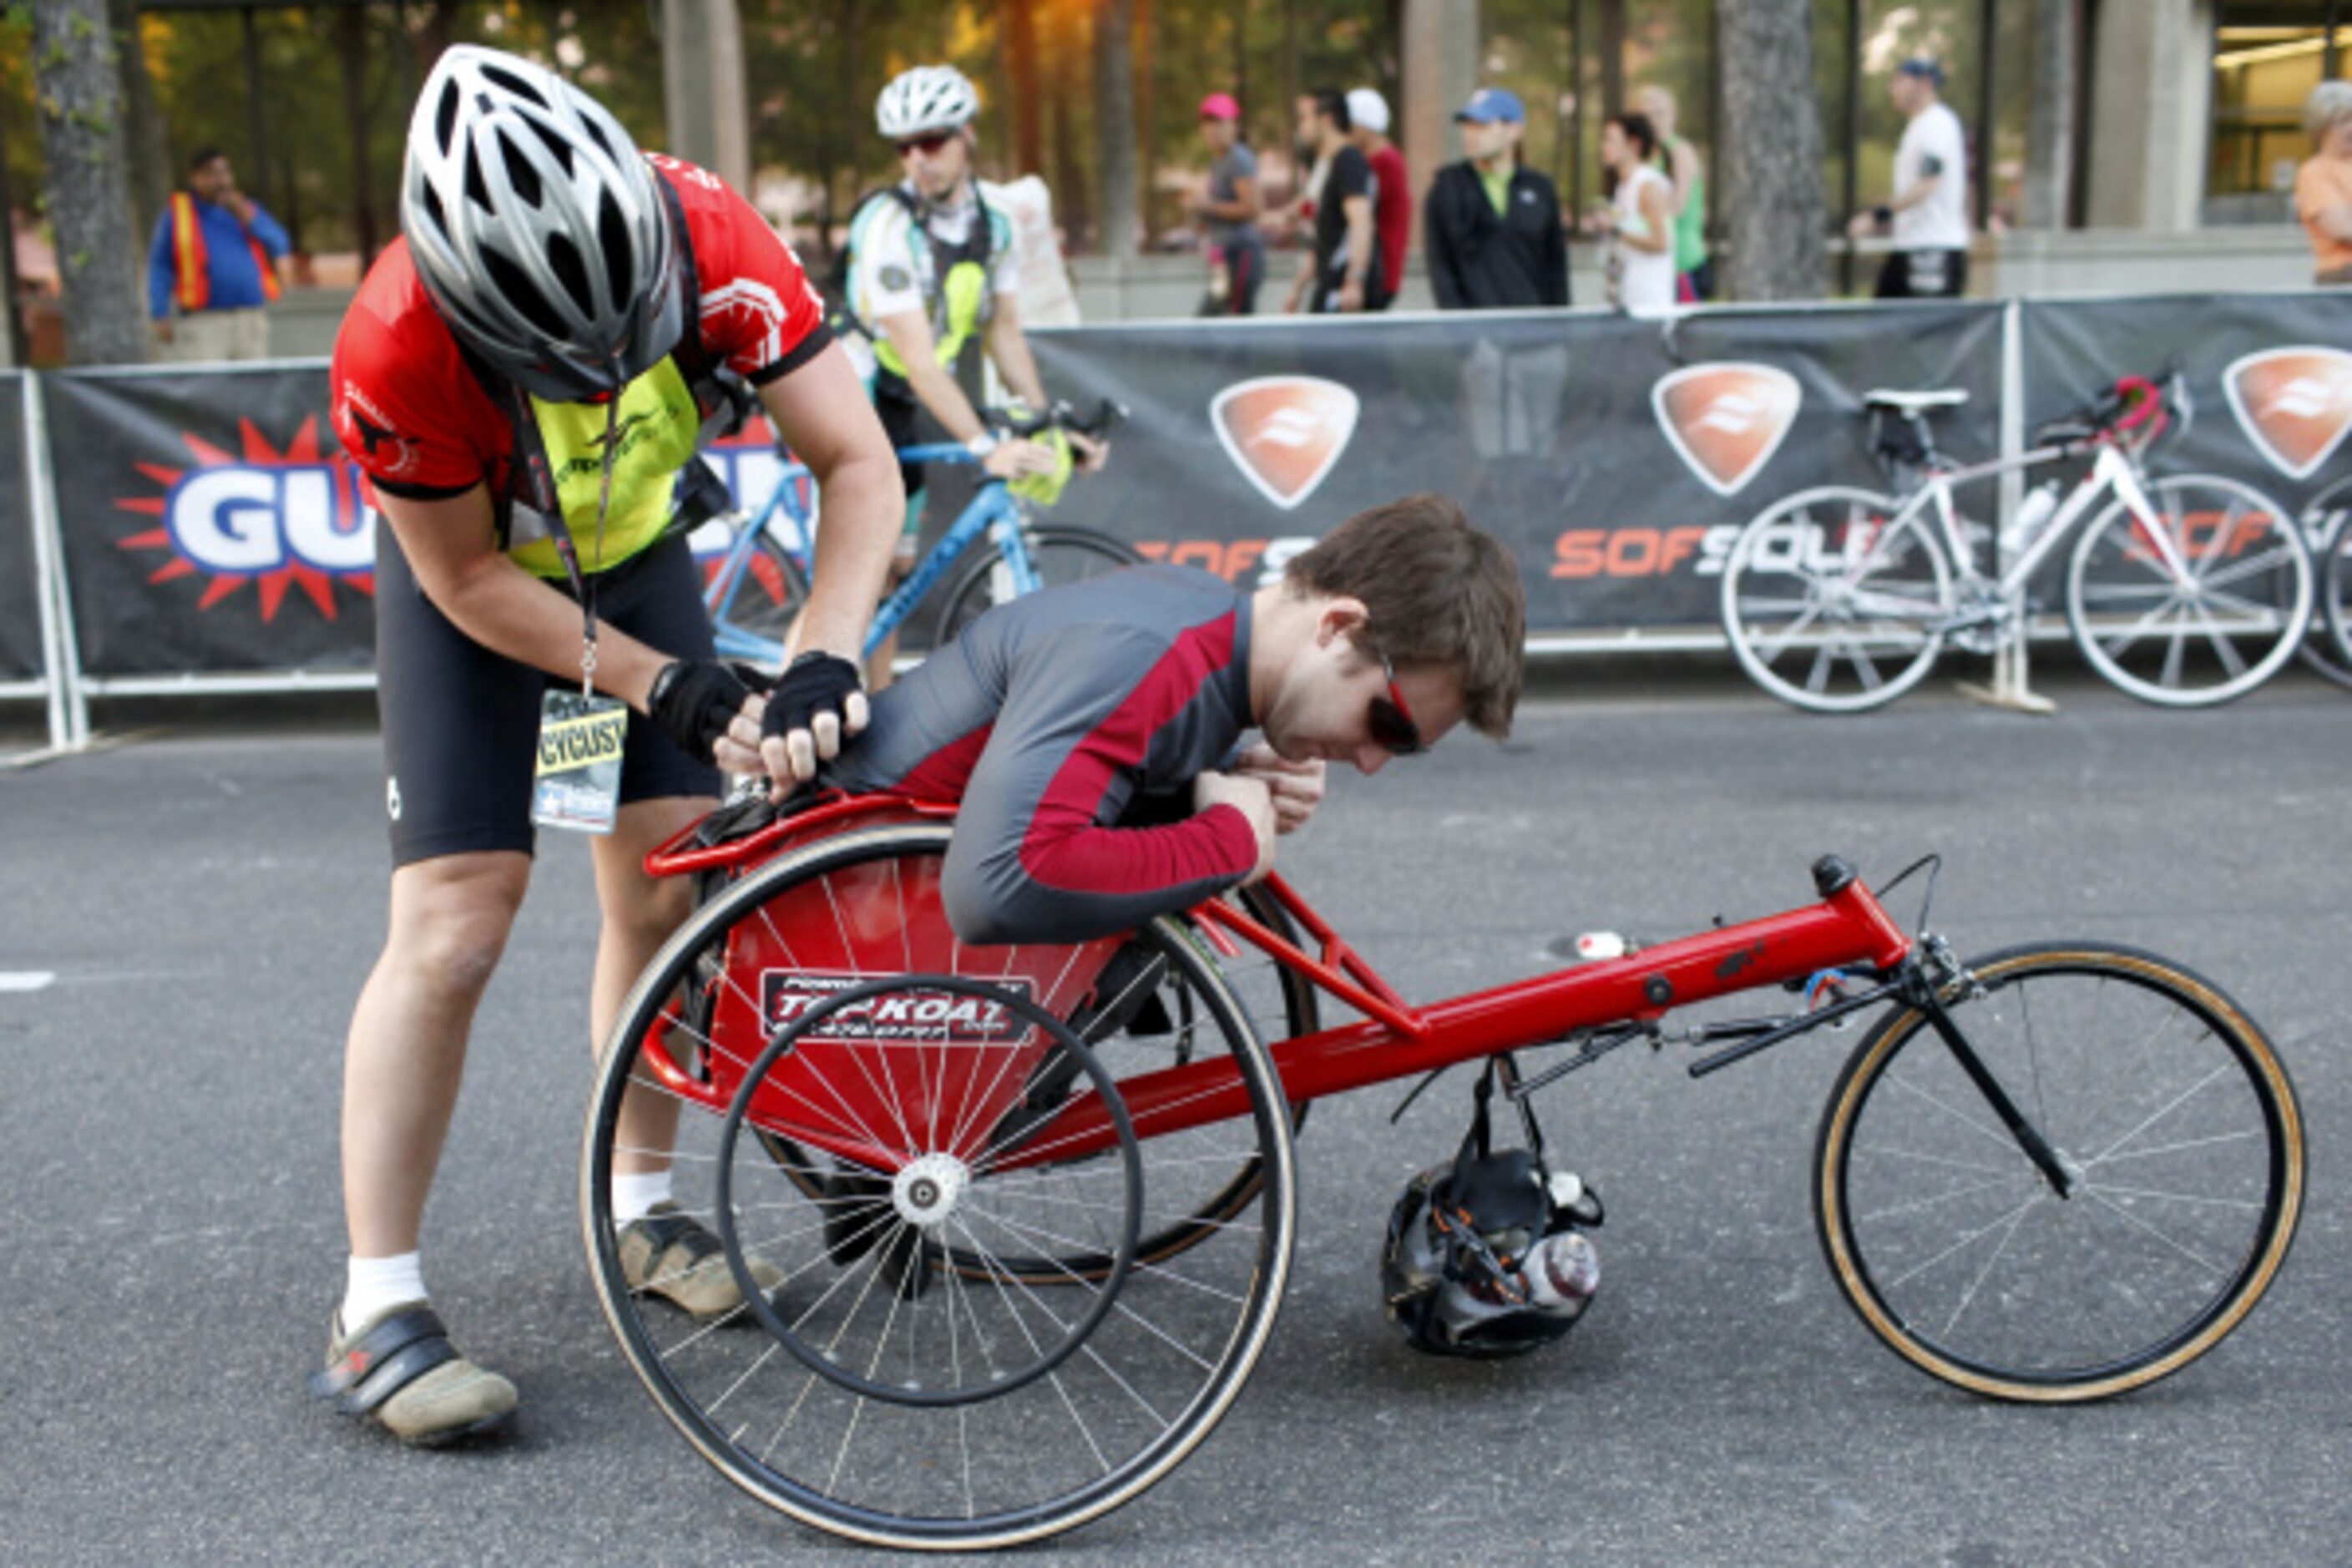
left=1905, top=944, right=2082, bottom=1200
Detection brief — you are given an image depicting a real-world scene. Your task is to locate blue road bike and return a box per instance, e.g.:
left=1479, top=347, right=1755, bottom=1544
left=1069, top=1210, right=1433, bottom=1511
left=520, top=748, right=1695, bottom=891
left=698, top=400, right=1138, bottom=665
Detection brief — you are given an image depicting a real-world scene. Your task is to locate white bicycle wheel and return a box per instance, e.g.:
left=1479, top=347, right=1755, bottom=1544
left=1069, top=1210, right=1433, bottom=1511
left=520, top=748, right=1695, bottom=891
left=2066, top=473, right=2313, bottom=707
left=1721, top=486, right=1955, bottom=714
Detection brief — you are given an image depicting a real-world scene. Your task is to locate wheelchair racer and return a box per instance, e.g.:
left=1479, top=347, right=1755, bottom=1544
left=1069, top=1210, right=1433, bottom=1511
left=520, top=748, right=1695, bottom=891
left=315, top=46, right=901, bottom=1446
left=837, top=63, right=1109, bottom=683
left=726, top=494, right=1525, bottom=943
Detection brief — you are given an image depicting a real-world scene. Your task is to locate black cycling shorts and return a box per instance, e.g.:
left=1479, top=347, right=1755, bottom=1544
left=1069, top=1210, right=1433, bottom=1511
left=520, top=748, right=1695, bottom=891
left=374, top=528, right=721, bottom=867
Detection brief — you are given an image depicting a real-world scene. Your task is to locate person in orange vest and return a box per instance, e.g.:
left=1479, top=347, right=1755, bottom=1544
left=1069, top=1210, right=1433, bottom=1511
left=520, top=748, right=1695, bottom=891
left=146, top=147, right=288, bottom=361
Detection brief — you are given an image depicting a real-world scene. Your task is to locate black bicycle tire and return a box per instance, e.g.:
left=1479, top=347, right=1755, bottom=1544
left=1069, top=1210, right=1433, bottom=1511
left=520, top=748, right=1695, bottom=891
left=582, top=822, right=1297, bottom=1549
left=932, top=524, right=1142, bottom=648
left=1813, top=942, right=2303, bottom=1402
left=1719, top=484, right=1953, bottom=714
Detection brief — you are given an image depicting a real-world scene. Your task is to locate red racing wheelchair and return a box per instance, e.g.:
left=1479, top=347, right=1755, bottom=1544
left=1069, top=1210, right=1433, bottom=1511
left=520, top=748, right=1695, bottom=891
left=582, top=792, right=2303, bottom=1551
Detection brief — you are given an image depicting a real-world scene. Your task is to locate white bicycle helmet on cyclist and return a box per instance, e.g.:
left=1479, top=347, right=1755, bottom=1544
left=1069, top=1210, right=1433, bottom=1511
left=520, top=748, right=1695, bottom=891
left=401, top=44, right=680, bottom=402
left=876, top=64, right=981, bottom=140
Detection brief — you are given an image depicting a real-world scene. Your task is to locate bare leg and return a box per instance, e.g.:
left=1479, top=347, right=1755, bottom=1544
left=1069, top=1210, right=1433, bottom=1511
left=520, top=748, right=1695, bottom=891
left=594, top=795, right=716, bottom=1176
left=341, top=851, right=531, bottom=1259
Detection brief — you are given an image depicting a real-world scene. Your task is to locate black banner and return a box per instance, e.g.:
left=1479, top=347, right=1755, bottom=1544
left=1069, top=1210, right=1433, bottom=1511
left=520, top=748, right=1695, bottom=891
left=0, top=373, right=41, bottom=681
left=43, top=365, right=377, bottom=676
left=2021, top=291, right=2352, bottom=534
left=29, top=294, right=2344, bottom=681
left=1027, top=302, right=2006, bottom=629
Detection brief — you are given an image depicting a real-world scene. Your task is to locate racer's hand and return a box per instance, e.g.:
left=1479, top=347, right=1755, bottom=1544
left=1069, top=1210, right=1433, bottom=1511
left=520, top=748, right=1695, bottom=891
left=647, top=659, right=757, bottom=766
left=1192, top=769, right=1277, bottom=883
left=1846, top=210, right=1879, bottom=239
left=1066, top=429, right=1110, bottom=473
left=1231, top=742, right=1324, bottom=835
left=756, top=650, right=869, bottom=788
left=983, top=438, right=1060, bottom=481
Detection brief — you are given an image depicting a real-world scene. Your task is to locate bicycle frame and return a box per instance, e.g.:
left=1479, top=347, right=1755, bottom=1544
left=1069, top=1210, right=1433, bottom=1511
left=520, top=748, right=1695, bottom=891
left=638, top=797, right=1934, bottom=1182
left=1912, top=443, right=2196, bottom=604
left=699, top=444, right=1042, bottom=663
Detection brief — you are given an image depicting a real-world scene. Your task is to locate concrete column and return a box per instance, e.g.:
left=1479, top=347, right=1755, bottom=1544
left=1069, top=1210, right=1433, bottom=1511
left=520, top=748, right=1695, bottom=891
left=1401, top=0, right=1480, bottom=247
left=2082, top=0, right=2211, bottom=230
left=661, top=0, right=751, bottom=195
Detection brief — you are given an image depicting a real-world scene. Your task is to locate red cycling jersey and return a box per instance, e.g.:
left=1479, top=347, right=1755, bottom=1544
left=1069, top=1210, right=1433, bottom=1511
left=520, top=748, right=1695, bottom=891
left=331, top=154, right=829, bottom=511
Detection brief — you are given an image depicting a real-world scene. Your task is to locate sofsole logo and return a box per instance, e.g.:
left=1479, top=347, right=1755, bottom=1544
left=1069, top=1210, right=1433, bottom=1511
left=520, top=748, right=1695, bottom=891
left=760, top=971, right=1036, bottom=1047
left=2223, top=347, right=2352, bottom=481
left=1210, top=377, right=1359, bottom=510
left=1651, top=363, right=1803, bottom=498
left=116, top=416, right=377, bottom=619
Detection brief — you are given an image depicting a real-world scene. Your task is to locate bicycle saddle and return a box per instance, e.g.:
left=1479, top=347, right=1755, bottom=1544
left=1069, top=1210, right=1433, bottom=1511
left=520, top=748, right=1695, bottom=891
left=1863, top=388, right=1969, bottom=412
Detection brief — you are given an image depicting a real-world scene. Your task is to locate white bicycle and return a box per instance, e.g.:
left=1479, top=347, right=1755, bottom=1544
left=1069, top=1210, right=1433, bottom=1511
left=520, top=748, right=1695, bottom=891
left=1721, top=375, right=2314, bottom=713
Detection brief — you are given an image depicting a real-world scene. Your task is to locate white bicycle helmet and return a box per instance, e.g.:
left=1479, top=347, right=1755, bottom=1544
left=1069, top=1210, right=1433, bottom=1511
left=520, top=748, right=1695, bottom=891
left=876, top=65, right=980, bottom=140
left=401, top=44, right=680, bottom=402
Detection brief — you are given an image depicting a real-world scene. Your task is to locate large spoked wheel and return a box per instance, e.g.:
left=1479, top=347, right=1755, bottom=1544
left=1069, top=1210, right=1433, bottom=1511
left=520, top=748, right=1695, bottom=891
left=2066, top=473, right=2313, bottom=706
left=1814, top=943, right=2304, bottom=1402
left=1721, top=486, right=1955, bottom=713
left=584, top=822, right=1297, bottom=1550
left=933, top=524, right=1141, bottom=647
left=741, top=846, right=1316, bottom=1280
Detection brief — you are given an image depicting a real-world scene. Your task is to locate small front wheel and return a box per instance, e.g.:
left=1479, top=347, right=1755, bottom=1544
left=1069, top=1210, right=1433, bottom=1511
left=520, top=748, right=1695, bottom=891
left=2066, top=473, right=2312, bottom=706
left=1720, top=486, right=1954, bottom=713
left=1814, top=943, right=2304, bottom=1402
left=933, top=524, right=1141, bottom=647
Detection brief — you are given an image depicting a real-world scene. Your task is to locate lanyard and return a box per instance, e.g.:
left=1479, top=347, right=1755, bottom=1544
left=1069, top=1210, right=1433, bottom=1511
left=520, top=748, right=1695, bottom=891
left=539, top=392, right=622, bottom=695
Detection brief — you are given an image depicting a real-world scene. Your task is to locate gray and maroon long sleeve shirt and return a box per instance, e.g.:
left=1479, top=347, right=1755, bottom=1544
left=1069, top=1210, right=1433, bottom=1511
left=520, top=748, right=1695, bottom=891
left=825, top=564, right=1259, bottom=946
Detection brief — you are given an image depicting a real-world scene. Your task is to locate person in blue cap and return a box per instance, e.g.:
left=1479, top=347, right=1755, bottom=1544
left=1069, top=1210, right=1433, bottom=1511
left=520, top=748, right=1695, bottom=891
left=1423, top=87, right=1567, bottom=311
left=1848, top=58, right=1970, bottom=298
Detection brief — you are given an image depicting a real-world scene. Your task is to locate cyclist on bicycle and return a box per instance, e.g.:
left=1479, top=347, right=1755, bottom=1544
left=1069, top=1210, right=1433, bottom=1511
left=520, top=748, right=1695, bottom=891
left=837, top=63, right=1109, bottom=685
left=314, top=45, right=902, bottom=1446
left=720, top=494, right=1524, bottom=945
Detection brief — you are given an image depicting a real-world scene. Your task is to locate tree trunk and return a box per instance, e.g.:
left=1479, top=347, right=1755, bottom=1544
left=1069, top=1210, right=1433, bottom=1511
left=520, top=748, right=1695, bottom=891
left=2021, top=0, right=2075, bottom=230
left=33, top=0, right=149, bottom=364
left=334, top=7, right=381, bottom=266
left=1135, top=0, right=1156, bottom=248
left=1094, top=0, right=1138, bottom=259
left=108, top=0, right=172, bottom=245
left=1715, top=0, right=1828, bottom=301
left=1002, top=0, right=1044, bottom=176
left=1049, top=11, right=1090, bottom=247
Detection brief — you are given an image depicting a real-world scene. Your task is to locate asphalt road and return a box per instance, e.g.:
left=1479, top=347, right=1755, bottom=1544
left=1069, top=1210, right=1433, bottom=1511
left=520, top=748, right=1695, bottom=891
left=3, top=665, right=2346, bottom=1565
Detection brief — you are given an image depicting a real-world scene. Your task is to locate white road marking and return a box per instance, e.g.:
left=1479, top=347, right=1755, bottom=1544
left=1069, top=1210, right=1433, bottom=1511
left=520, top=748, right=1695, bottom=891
left=0, top=971, right=58, bottom=993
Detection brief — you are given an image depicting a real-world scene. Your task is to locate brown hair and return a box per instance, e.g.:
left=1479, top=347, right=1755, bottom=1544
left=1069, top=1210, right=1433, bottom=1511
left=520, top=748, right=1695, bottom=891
left=1282, top=493, right=1525, bottom=738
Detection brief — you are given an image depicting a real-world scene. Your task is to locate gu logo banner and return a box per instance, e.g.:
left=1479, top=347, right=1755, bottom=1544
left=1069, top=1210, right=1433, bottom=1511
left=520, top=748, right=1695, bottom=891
left=116, top=415, right=377, bottom=620
left=1210, top=377, right=1359, bottom=510
left=1651, top=363, right=1803, bottom=498
left=2222, top=347, right=2352, bottom=481
left=760, top=971, right=1036, bottom=1048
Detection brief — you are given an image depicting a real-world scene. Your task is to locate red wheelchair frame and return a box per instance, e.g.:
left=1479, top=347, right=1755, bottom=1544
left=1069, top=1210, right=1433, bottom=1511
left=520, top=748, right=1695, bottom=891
left=638, top=792, right=1913, bottom=1180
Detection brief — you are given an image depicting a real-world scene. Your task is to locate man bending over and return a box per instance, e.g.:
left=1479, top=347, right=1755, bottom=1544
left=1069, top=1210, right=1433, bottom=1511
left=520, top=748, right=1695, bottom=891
left=709, top=493, right=1526, bottom=943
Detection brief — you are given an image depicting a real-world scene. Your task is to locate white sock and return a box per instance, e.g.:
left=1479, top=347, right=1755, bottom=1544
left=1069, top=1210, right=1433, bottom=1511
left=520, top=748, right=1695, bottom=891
left=611, top=1168, right=675, bottom=1226
left=342, top=1252, right=427, bottom=1332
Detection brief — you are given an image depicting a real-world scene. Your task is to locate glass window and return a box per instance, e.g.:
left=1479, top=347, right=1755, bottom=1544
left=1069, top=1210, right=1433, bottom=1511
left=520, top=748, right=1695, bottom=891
left=2208, top=1, right=2346, bottom=220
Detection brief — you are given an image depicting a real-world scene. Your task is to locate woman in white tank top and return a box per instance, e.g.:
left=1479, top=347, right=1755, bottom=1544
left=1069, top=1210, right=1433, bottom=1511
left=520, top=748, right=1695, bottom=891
left=1598, top=113, right=1676, bottom=312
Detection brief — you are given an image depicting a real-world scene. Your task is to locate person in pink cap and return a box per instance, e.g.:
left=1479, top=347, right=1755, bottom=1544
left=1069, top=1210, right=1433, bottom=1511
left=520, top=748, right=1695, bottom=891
left=1191, top=92, right=1265, bottom=314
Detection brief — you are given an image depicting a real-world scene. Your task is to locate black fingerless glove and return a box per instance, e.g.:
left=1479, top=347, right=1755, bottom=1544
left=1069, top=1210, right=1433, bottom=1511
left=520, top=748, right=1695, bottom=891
left=646, top=659, right=752, bottom=766
left=760, top=650, right=864, bottom=746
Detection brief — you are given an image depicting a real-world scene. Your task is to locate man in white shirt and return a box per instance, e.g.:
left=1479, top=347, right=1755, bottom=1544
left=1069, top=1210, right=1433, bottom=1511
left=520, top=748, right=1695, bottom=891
left=1848, top=58, right=1970, bottom=298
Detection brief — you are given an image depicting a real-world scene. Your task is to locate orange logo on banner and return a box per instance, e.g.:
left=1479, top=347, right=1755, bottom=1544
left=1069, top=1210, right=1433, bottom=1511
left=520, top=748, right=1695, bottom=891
left=2223, top=347, right=2352, bottom=481
left=1210, top=377, right=1360, bottom=510
left=1651, top=363, right=1802, bottom=498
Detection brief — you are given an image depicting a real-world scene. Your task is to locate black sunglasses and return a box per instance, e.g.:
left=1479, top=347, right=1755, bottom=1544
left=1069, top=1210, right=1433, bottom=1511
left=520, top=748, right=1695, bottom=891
left=895, top=131, right=958, bottom=157
left=1368, top=649, right=1428, bottom=756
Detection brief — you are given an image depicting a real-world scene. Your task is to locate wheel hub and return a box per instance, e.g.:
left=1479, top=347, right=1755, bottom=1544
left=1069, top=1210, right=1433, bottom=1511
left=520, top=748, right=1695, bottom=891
left=893, top=1153, right=969, bottom=1227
